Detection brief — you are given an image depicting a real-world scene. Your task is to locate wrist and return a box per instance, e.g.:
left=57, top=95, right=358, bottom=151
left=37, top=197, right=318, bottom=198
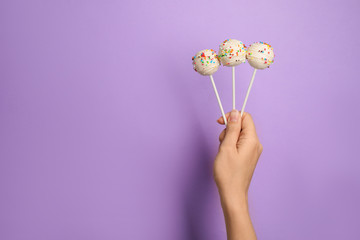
left=220, top=192, right=249, bottom=213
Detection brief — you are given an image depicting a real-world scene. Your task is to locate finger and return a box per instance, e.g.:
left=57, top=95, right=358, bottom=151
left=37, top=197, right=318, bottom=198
left=221, top=110, right=241, bottom=147
left=217, top=112, right=231, bottom=125
left=239, top=112, right=258, bottom=139
left=218, top=129, right=226, bottom=143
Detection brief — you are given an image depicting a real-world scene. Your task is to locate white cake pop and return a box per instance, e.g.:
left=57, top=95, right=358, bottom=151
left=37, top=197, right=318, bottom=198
left=218, top=39, right=247, bottom=67
left=192, top=49, right=220, bottom=76
left=192, top=49, right=227, bottom=125
left=241, top=42, right=275, bottom=116
left=246, top=42, right=275, bottom=69
left=218, top=39, right=247, bottom=109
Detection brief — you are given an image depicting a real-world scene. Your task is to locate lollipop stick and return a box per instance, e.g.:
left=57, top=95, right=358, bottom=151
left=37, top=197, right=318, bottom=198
left=241, top=69, right=257, bottom=117
left=210, top=75, right=227, bottom=126
left=232, top=66, right=235, bottom=109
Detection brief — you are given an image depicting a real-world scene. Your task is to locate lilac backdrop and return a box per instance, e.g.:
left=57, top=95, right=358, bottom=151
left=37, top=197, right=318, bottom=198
left=1, top=0, right=360, bottom=239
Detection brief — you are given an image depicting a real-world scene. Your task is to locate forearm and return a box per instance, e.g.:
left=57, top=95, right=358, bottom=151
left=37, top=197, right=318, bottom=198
left=220, top=194, right=257, bottom=240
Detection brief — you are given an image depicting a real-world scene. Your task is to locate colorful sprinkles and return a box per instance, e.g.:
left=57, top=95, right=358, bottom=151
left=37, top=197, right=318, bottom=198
left=246, top=41, right=275, bottom=68
left=192, top=49, right=220, bottom=75
left=192, top=40, right=275, bottom=73
left=218, top=39, right=247, bottom=66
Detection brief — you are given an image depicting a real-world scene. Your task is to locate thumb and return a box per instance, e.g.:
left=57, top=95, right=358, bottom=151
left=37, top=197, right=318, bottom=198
left=221, top=110, right=241, bottom=148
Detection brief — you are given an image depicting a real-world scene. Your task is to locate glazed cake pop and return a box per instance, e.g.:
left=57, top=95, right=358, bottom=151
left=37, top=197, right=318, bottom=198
left=218, top=39, right=247, bottom=109
left=246, top=42, right=274, bottom=69
left=218, top=39, right=247, bottom=66
left=241, top=42, right=275, bottom=116
left=192, top=49, right=227, bottom=125
left=192, top=49, right=220, bottom=76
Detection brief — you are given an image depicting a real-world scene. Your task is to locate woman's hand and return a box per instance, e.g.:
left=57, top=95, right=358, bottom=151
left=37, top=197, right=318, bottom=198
left=214, top=110, right=262, bottom=200
left=214, top=110, right=262, bottom=240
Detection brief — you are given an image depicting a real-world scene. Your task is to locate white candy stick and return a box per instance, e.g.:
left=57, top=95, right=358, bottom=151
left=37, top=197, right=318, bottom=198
left=241, top=68, right=257, bottom=117
left=232, top=66, right=235, bottom=109
left=210, top=75, right=227, bottom=126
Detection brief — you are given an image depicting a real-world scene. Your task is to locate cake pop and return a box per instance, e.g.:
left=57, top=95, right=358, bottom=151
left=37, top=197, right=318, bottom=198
left=246, top=42, right=274, bottom=69
left=192, top=49, right=227, bottom=125
left=192, top=49, right=220, bottom=75
left=218, top=39, right=247, bottom=109
left=241, top=42, right=275, bottom=116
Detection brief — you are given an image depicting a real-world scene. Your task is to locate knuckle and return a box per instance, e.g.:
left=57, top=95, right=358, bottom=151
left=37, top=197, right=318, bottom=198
left=258, top=143, right=263, bottom=154
left=245, top=112, right=253, bottom=120
left=249, top=138, right=262, bottom=152
left=218, top=130, right=226, bottom=142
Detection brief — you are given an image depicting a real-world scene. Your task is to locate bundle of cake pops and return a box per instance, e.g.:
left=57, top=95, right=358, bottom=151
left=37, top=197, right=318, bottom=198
left=192, top=39, right=275, bottom=125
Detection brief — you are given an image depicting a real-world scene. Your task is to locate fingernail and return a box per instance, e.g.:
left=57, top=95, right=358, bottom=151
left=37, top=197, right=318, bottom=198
left=230, top=110, right=239, bottom=122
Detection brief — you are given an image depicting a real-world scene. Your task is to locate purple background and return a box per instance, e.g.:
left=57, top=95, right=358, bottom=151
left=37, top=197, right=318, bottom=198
left=1, top=0, right=360, bottom=239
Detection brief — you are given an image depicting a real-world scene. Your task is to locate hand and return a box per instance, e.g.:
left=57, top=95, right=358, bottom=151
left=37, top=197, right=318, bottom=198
left=214, top=110, right=262, bottom=240
left=214, top=110, right=262, bottom=203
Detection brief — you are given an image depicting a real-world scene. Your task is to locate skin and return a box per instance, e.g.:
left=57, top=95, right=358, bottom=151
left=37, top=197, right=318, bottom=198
left=214, top=110, right=262, bottom=240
